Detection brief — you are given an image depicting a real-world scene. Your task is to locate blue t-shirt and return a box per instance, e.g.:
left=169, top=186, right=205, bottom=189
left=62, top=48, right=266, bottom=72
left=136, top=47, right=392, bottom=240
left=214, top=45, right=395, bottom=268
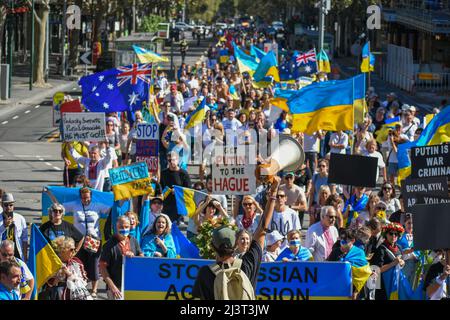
left=276, top=246, right=313, bottom=262
left=0, top=283, right=19, bottom=300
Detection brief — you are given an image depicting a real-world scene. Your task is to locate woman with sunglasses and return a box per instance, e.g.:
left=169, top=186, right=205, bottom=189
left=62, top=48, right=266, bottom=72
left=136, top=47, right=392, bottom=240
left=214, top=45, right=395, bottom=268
left=371, top=222, right=405, bottom=300
left=309, top=185, right=331, bottom=225
left=40, top=236, right=92, bottom=300
left=378, top=182, right=401, bottom=216
left=40, top=203, right=84, bottom=255
left=235, top=195, right=263, bottom=235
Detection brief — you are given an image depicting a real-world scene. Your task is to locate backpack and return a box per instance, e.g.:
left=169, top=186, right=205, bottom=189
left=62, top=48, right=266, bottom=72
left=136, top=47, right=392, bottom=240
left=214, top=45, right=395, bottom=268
left=209, top=258, right=256, bottom=300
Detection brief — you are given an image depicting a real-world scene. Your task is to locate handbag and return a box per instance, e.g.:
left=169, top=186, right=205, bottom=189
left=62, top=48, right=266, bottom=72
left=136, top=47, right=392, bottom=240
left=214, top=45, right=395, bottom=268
left=82, top=205, right=101, bottom=254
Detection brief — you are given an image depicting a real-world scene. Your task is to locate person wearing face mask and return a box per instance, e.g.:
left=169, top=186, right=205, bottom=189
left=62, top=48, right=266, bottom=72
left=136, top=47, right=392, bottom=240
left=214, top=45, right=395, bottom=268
left=140, top=214, right=177, bottom=258
left=327, top=228, right=371, bottom=299
left=99, top=216, right=143, bottom=300
left=304, top=206, right=339, bottom=262
left=276, top=230, right=313, bottom=262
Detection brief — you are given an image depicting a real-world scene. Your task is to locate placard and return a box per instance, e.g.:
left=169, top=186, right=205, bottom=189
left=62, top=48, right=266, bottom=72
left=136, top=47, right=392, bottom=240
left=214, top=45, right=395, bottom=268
left=401, top=176, right=448, bottom=209
left=62, top=112, right=106, bottom=142
left=123, top=257, right=352, bottom=300
left=328, top=153, right=378, bottom=187
left=109, top=162, right=153, bottom=200
left=52, top=92, right=65, bottom=127
left=136, top=123, right=159, bottom=140
left=411, top=203, right=450, bottom=250
left=411, top=144, right=450, bottom=179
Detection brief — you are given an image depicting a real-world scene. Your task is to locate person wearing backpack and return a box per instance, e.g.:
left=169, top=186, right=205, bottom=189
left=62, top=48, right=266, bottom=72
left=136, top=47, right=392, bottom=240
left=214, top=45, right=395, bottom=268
left=192, top=176, right=281, bottom=300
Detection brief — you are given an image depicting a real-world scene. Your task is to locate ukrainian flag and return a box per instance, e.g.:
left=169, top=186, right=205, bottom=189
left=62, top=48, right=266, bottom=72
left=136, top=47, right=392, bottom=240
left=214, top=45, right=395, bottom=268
left=171, top=224, right=201, bottom=259
left=383, top=266, right=425, bottom=300
left=28, top=224, right=63, bottom=300
left=341, top=246, right=371, bottom=293
left=287, top=74, right=365, bottom=134
left=317, top=49, right=331, bottom=73
left=232, top=42, right=258, bottom=75
left=253, top=51, right=280, bottom=83
left=184, top=96, right=207, bottom=131
left=229, top=84, right=240, bottom=100
left=173, top=185, right=208, bottom=217
left=250, top=44, right=266, bottom=62
left=271, top=89, right=297, bottom=113
left=360, top=42, right=375, bottom=73
left=375, top=116, right=401, bottom=144
left=162, top=186, right=172, bottom=200
left=397, top=106, right=450, bottom=181
left=132, top=45, right=168, bottom=63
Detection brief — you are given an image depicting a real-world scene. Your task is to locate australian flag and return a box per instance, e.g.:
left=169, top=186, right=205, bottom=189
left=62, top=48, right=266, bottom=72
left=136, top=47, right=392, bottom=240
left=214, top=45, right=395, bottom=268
left=79, top=63, right=152, bottom=113
left=279, top=49, right=318, bottom=81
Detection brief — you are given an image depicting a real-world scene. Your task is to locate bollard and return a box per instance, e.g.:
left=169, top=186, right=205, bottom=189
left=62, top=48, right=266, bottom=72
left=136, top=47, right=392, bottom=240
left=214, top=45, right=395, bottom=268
left=0, top=64, right=10, bottom=100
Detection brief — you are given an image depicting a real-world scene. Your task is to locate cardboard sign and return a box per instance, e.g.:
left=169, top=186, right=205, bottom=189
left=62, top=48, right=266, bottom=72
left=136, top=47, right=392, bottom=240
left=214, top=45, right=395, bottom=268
left=52, top=92, right=65, bottom=127
left=411, top=203, right=450, bottom=250
left=123, top=257, right=352, bottom=300
left=411, top=144, right=450, bottom=179
left=135, top=123, right=159, bottom=174
left=60, top=99, right=82, bottom=114
left=415, top=194, right=450, bottom=206
left=62, top=112, right=106, bottom=142
left=109, top=162, right=153, bottom=201
left=328, top=153, right=378, bottom=187
left=401, top=176, right=448, bottom=209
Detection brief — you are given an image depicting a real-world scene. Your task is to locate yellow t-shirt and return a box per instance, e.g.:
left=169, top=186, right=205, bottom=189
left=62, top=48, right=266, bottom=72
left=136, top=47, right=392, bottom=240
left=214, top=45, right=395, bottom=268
left=62, top=142, right=88, bottom=169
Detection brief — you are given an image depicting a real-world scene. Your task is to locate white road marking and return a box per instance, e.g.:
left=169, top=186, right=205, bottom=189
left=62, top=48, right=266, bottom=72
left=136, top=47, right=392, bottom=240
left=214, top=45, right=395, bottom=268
left=45, top=162, right=52, bottom=166
left=35, top=105, right=40, bottom=109
left=53, top=166, right=62, bottom=171
left=38, top=158, right=44, bottom=161
left=25, top=110, right=31, bottom=114
left=12, top=116, right=19, bottom=120
left=0, top=155, right=4, bottom=157
left=1, top=121, right=7, bottom=125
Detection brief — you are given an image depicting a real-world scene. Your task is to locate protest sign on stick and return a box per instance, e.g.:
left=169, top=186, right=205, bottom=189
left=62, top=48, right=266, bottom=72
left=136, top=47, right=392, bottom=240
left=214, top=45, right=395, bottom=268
left=328, top=154, right=378, bottom=187
left=109, top=162, right=154, bottom=200
left=62, top=112, right=106, bottom=142
left=135, top=123, right=159, bottom=173
left=411, top=144, right=450, bottom=179
left=401, top=176, right=448, bottom=209
left=411, top=203, right=450, bottom=250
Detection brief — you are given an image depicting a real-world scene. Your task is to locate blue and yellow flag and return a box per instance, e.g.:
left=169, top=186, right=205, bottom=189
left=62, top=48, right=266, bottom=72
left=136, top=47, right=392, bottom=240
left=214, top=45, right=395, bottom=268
left=184, top=97, right=207, bottom=130
left=361, top=42, right=375, bottom=73
left=383, top=266, right=425, bottom=300
left=375, top=116, right=401, bottom=144
left=250, top=44, right=267, bottom=61
left=232, top=42, right=258, bottom=75
left=397, top=106, right=450, bottom=181
left=317, top=49, right=331, bottom=73
left=171, top=224, right=201, bottom=259
left=132, top=45, right=168, bottom=63
left=287, top=74, right=365, bottom=134
left=271, top=89, right=297, bottom=112
left=28, top=224, right=63, bottom=300
left=229, top=84, right=240, bottom=100
left=253, top=51, right=280, bottom=83
left=173, top=185, right=208, bottom=217
left=341, top=246, right=371, bottom=292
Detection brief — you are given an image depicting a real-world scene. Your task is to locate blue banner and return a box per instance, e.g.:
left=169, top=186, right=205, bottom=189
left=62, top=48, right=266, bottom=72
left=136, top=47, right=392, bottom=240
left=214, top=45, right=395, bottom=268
left=109, top=162, right=150, bottom=186
left=123, top=257, right=352, bottom=300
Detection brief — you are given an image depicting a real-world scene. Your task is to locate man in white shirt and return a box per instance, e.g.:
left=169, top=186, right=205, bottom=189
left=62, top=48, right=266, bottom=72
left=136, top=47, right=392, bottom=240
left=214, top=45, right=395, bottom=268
left=304, top=206, right=339, bottom=262
left=270, top=189, right=301, bottom=250
left=71, top=144, right=114, bottom=191
left=0, top=193, right=28, bottom=262
left=329, top=131, right=349, bottom=154
left=187, top=73, right=200, bottom=91
left=361, top=140, right=386, bottom=183
left=0, top=240, right=34, bottom=300
left=222, top=108, right=242, bottom=146
left=401, top=105, right=418, bottom=142
left=164, top=84, right=184, bottom=114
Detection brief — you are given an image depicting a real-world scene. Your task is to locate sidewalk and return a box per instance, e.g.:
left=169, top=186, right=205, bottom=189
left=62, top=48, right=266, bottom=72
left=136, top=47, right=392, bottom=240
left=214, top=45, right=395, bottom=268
left=335, top=56, right=448, bottom=114
left=0, top=76, right=78, bottom=119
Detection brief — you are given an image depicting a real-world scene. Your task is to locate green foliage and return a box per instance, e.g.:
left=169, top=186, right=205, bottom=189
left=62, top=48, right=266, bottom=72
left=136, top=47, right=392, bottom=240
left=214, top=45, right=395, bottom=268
left=139, top=14, right=166, bottom=33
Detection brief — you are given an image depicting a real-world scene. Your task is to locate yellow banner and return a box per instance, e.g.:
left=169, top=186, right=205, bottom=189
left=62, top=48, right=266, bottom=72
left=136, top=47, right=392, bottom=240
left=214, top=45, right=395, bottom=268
left=112, top=177, right=154, bottom=201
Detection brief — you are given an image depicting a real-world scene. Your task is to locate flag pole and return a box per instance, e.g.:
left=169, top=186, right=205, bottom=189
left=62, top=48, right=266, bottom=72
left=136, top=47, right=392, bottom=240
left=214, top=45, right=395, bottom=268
left=368, top=41, right=372, bottom=90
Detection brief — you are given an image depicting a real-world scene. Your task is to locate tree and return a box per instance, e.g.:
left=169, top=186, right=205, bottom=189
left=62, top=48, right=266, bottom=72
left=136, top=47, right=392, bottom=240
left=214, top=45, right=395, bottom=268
left=139, top=14, right=165, bottom=33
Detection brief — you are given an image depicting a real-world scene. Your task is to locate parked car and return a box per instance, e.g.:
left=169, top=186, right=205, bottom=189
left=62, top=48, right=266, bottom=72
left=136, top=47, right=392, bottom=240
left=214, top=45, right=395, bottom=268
left=175, top=22, right=192, bottom=31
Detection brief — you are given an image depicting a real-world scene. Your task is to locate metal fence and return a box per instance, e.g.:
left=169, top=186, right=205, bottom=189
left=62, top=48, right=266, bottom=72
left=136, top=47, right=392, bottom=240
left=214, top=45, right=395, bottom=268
left=414, top=73, right=450, bottom=92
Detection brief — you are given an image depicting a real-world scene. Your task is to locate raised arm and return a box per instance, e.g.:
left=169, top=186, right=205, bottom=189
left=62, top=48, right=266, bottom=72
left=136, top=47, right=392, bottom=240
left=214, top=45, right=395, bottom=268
left=254, top=176, right=281, bottom=249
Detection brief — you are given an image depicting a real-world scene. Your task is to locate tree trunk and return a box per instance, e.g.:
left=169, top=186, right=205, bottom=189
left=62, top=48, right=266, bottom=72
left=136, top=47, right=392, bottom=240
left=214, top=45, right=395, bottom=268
left=33, top=5, right=49, bottom=87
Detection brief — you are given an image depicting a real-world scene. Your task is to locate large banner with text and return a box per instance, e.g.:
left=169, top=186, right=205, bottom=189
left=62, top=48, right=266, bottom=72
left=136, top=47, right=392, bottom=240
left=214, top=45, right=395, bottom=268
left=123, top=257, right=352, bottom=300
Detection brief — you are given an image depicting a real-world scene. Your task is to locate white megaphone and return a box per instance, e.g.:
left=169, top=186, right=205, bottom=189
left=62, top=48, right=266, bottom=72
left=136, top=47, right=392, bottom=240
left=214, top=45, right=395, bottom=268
left=256, top=135, right=305, bottom=182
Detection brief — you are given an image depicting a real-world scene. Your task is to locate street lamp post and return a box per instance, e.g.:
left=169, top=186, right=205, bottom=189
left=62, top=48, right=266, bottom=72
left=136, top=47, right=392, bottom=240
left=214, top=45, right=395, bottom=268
left=62, top=0, right=67, bottom=76
left=30, top=0, right=34, bottom=90
left=8, top=0, right=14, bottom=98
left=170, top=21, right=174, bottom=73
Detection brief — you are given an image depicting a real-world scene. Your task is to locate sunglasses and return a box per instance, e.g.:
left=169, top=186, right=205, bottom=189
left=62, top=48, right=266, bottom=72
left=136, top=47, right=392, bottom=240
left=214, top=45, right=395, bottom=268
left=53, top=209, right=63, bottom=213
left=1, top=252, right=13, bottom=257
left=276, top=195, right=286, bottom=198
left=376, top=206, right=386, bottom=210
left=388, top=232, right=399, bottom=237
left=383, top=187, right=392, bottom=190
left=327, top=215, right=337, bottom=220
left=2, top=203, right=14, bottom=207
left=243, top=202, right=254, bottom=206
left=319, top=165, right=327, bottom=168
